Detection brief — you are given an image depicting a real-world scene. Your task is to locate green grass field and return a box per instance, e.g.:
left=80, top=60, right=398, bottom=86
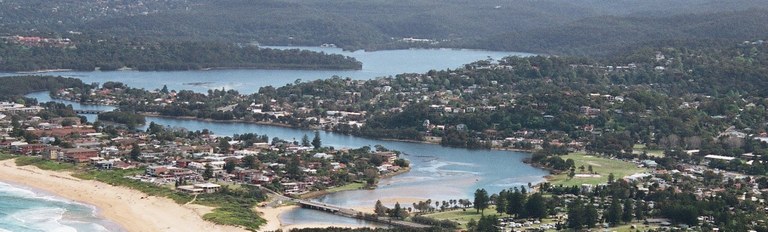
left=0, top=153, right=16, bottom=160
left=632, top=144, right=665, bottom=157
left=299, top=181, right=365, bottom=199
left=548, top=153, right=647, bottom=186
left=423, top=206, right=503, bottom=229
left=326, top=182, right=365, bottom=193
left=14, top=156, right=76, bottom=171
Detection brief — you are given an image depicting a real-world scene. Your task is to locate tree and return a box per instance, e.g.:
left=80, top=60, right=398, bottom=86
left=495, top=190, right=507, bottom=215
left=622, top=198, right=633, bottom=223
left=301, top=134, right=311, bottom=147
left=473, top=188, right=489, bottom=214
left=243, top=155, right=257, bottom=169
left=218, top=138, right=231, bottom=153
left=584, top=202, right=599, bottom=228
left=160, top=84, right=169, bottom=94
left=466, top=218, right=477, bottom=231
left=608, top=172, right=616, bottom=183
left=524, top=193, right=546, bottom=219
left=130, top=143, right=141, bottom=161
left=203, top=164, right=214, bottom=180
left=605, top=198, right=622, bottom=225
left=374, top=200, right=388, bottom=216
left=224, top=160, right=236, bottom=174
left=286, top=156, right=302, bottom=179
left=506, top=188, right=526, bottom=217
left=635, top=200, right=646, bottom=220
left=390, top=202, right=404, bottom=219
left=567, top=200, right=585, bottom=229
left=475, top=215, right=499, bottom=232
left=312, top=131, right=322, bottom=149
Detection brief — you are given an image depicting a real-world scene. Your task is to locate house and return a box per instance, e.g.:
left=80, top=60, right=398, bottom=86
left=13, top=144, right=50, bottom=155
left=96, top=160, right=114, bottom=169
left=642, top=160, right=658, bottom=168
left=704, top=154, right=736, bottom=161
left=62, top=148, right=99, bottom=163
left=374, top=152, right=397, bottom=163
left=177, top=183, right=222, bottom=194
left=146, top=166, right=169, bottom=176
left=313, top=152, right=334, bottom=159
left=194, top=183, right=221, bottom=193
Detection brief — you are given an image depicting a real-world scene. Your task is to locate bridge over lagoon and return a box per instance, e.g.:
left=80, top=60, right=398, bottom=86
left=295, top=199, right=432, bottom=228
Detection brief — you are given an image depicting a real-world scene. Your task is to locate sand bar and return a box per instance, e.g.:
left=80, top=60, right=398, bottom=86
left=0, top=159, right=247, bottom=232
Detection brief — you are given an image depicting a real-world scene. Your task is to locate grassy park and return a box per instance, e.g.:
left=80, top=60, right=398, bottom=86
left=423, top=206, right=504, bottom=229
left=632, top=144, right=665, bottom=157
left=547, top=153, right=647, bottom=186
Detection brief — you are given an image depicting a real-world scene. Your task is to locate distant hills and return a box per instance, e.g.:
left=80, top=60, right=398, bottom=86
left=1, top=0, right=767, bottom=56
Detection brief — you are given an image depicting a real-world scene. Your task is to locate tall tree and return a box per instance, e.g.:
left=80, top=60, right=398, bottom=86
left=473, top=188, right=489, bottom=214
left=301, top=134, right=311, bottom=147
left=224, top=160, right=236, bottom=174
left=495, top=190, right=507, bottom=215
left=374, top=200, right=387, bottom=216
left=622, top=198, right=634, bottom=223
left=584, top=201, right=599, bottom=228
left=524, top=193, right=547, bottom=219
left=475, top=215, right=499, bottom=232
left=605, top=198, right=622, bottom=225
left=635, top=200, right=646, bottom=220
left=218, top=137, right=231, bottom=153
left=243, top=155, right=257, bottom=169
left=312, top=131, right=322, bottom=149
left=130, top=143, right=141, bottom=161
left=506, top=188, right=526, bottom=217
left=203, top=164, right=214, bottom=180
left=567, top=200, right=584, bottom=229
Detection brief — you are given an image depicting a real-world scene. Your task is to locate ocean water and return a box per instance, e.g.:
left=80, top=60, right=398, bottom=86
left=0, top=182, right=121, bottom=232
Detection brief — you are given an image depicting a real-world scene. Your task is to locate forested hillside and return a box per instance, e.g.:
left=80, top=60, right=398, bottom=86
left=1, top=0, right=766, bottom=55
left=480, top=9, right=768, bottom=56
left=0, top=38, right=362, bottom=71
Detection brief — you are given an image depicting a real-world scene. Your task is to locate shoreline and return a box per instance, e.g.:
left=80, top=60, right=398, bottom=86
left=140, top=112, right=539, bottom=153
left=0, top=179, right=126, bottom=232
left=0, top=159, right=247, bottom=232
left=298, top=166, right=412, bottom=200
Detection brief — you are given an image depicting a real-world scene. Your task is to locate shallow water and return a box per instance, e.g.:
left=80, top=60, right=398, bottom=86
left=0, top=181, right=122, bottom=232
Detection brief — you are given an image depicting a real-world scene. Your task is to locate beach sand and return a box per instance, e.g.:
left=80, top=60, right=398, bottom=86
left=255, top=205, right=290, bottom=232
left=0, top=159, right=247, bottom=232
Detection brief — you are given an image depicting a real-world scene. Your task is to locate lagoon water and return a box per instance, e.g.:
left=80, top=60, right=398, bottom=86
left=4, top=47, right=531, bottom=94
left=15, top=47, right=546, bottom=228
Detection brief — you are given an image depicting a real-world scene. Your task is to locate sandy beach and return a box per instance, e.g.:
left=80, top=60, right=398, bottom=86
left=0, top=159, right=247, bottom=232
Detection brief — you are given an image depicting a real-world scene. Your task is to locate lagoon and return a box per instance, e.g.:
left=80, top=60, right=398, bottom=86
left=5, top=47, right=531, bottom=94
left=19, top=47, right=545, bottom=228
